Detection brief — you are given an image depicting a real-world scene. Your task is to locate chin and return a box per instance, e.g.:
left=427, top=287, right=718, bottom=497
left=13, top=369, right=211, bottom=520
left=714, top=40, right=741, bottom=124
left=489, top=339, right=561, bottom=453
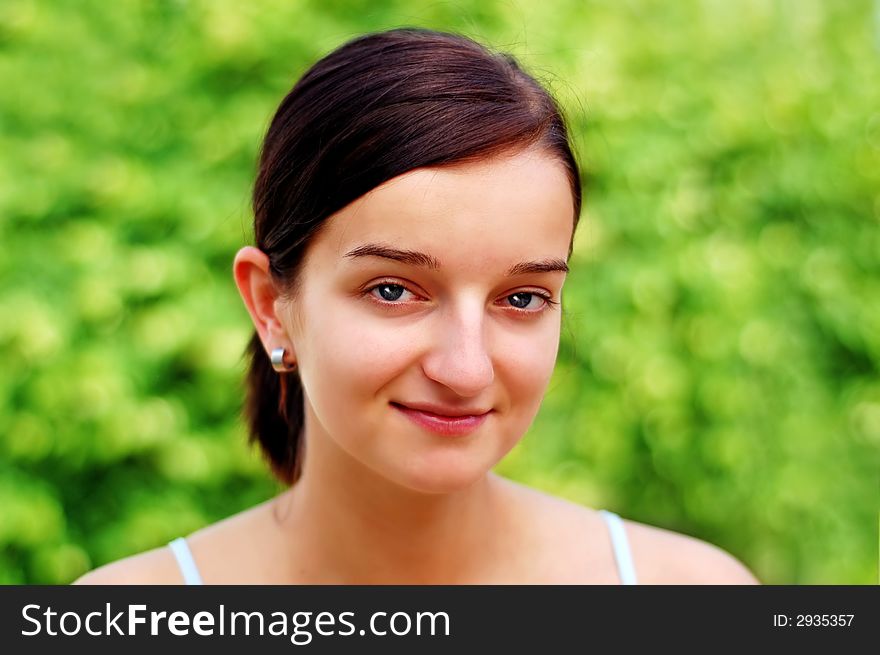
left=393, top=459, right=491, bottom=496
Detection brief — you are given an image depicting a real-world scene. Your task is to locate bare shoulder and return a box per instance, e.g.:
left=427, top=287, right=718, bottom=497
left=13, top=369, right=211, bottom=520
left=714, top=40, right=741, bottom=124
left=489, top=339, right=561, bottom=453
left=494, top=477, right=759, bottom=585
left=72, top=545, right=183, bottom=585
left=623, top=517, right=760, bottom=585
left=73, top=497, right=279, bottom=585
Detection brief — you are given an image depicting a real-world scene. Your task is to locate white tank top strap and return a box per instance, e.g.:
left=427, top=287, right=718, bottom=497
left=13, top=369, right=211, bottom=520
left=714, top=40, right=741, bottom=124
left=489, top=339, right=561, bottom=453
left=598, top=509, right=638, bottom=585
left=168, top=537, right=204, bottom=585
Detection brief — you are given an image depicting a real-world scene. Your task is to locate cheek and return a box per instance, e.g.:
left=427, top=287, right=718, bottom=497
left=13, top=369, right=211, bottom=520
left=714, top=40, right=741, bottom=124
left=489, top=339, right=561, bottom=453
left=299, top=298, right=418, bottom=402
left=494, top=319, right=561, bottom=412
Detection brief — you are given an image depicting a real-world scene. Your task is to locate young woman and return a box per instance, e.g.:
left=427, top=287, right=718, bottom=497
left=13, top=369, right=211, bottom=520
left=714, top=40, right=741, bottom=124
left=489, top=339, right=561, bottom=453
left=76, top=28, right=758, bottom=585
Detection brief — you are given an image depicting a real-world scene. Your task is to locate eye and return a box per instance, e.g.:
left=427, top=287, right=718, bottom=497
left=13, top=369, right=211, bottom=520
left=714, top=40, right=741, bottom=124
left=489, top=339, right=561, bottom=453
left=366, top=282, right=418, bottom=304
left=362, top=280, right=558, bottom=314
left=504, top=291, right=556, bottom=313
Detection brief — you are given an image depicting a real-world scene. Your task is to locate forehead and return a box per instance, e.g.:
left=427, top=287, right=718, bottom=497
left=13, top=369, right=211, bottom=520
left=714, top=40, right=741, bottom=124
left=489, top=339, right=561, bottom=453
left=314, top=148, right=575, bottom=271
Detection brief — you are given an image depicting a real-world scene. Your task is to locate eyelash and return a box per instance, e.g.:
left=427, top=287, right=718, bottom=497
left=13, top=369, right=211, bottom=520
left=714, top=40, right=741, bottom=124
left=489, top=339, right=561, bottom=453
left=361, top=279, right=559, bottom=315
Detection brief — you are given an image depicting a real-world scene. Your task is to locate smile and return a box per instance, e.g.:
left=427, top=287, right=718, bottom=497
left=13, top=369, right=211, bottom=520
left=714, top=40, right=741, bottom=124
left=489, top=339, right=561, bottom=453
left=390, top=402, right=491, bottom=437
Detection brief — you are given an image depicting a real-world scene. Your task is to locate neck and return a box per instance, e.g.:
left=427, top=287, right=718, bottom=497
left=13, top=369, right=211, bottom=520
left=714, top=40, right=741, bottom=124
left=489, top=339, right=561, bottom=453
left=271, top=430, right=515, bottom=584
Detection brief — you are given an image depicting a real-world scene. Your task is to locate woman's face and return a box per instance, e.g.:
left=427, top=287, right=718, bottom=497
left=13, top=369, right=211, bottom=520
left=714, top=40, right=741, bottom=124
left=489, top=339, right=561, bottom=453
left=280, top=148, right=575, bottom=494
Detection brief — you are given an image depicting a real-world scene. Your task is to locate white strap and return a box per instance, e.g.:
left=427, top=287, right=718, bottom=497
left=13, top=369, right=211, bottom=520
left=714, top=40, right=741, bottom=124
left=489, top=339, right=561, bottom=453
left=599, top=510, right=638, bottom=585
left=168, top=537, right=204, bottom=585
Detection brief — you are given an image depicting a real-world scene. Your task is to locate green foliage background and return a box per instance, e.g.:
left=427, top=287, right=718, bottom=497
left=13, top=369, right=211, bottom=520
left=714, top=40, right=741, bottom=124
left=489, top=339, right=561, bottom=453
left=1, top=0, right=877, bottom=584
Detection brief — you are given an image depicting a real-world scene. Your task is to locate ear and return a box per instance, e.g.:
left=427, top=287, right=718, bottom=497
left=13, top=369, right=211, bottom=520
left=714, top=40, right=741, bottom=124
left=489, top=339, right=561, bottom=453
left=232, top=246, right=296, bottom=360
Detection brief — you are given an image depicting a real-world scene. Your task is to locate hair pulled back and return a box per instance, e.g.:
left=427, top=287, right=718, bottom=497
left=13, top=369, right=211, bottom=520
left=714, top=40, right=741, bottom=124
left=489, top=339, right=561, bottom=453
left=244, top=27, right=582, bottom=485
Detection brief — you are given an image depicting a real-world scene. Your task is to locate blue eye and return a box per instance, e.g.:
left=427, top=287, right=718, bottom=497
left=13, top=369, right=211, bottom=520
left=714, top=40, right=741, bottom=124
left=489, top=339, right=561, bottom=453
left=368, top=283, right=415, bottom=303
left=364, top=280, right=557, bottom=314
left=507, top=292, right=546, bottom=310
left=374, top=284, right=405, bottom=301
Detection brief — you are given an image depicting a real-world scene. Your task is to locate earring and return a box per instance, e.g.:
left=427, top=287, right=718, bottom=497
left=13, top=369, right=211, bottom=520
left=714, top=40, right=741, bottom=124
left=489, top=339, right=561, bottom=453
left=270, top=347, right=296, bottom=373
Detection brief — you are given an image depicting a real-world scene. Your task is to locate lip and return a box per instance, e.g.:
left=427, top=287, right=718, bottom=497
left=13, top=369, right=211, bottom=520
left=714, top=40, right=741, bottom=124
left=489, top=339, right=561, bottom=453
left=391, top=402, right=491, bottom=437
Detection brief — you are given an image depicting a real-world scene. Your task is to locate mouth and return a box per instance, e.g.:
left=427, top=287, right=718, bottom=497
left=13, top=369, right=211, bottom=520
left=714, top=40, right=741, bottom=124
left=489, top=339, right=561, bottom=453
left=390, top=402, right=492, bottom=437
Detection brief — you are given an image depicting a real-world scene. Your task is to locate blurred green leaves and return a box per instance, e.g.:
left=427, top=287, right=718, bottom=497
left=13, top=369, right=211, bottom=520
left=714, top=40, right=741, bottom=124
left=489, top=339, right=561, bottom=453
left=1, top=0, right=877, bottom=584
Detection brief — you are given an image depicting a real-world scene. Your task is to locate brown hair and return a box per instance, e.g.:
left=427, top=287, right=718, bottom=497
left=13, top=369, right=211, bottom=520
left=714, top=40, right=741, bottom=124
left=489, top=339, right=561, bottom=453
left=243, top=27, right=582, bottom=485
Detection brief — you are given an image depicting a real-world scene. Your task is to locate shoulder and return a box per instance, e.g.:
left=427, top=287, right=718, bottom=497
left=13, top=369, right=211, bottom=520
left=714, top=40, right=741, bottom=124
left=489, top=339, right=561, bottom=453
left=72, top=544, right=184, bottom=585
left=497, top=478, right=759, bottom=584
left=73, top=497, right=280, bottom=585
left=622, top=517, right=760, bottom=584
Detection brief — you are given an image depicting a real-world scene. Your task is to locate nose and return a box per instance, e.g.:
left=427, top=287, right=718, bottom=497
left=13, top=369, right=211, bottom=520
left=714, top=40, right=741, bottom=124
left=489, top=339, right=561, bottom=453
left=421, top=303, right=495, bottom=397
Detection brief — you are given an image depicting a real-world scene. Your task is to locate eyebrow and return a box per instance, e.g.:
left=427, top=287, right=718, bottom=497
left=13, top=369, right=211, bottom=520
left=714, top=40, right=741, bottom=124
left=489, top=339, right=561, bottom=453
left=343, top=242, right=569, bottom=276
